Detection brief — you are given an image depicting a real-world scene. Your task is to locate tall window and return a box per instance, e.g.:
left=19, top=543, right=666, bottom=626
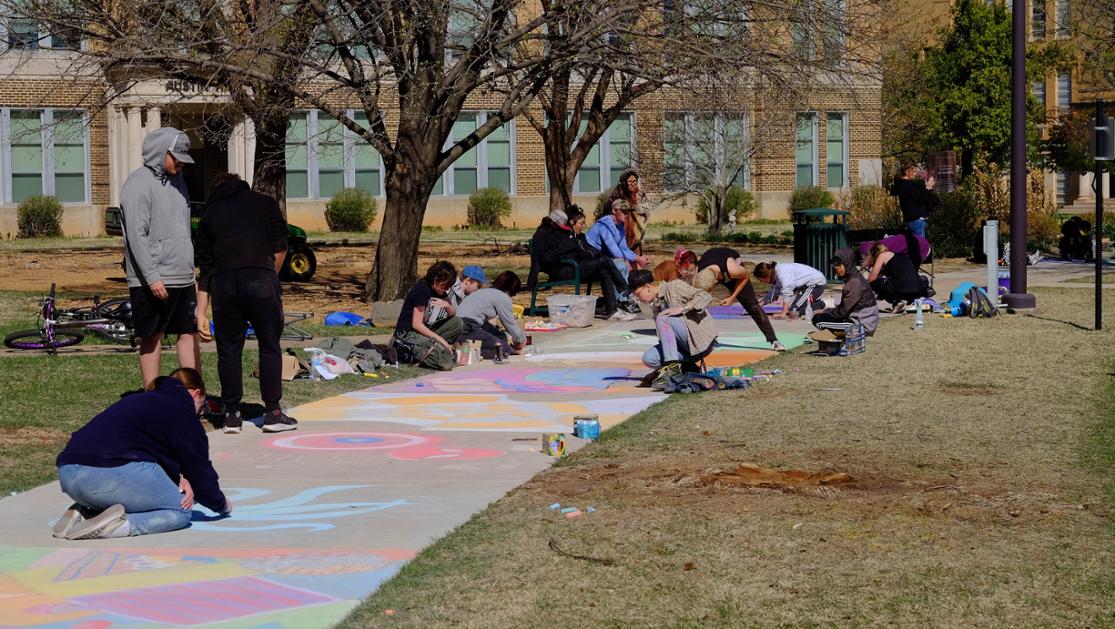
left=1054, top=0, right=1070, bottom=37
left=1055, top=172, right=1066, bottom=205
left=432, top=112, right=515, bottom=196
left=1056, top=73, right=1071, bottom=110
left=1032, top=79, right=1046, bottom=111
left=1031, top=0, right=1046, bottom=38
left=662, top=112, right=749, bottom=192
left=574, top=113, right=635, bottom=194
left=285, top=110, right=384, bottom=199
left=3, top=18, right=81, bottom=50
left=795, top=112, right=818, bottom=188
left=1, top=108, right=88, bottom=204
left=825, top=112, right=848, bottom=188
left=821, top=0, right=846, bottom=61
left=791, top=0, right=816, bottom=60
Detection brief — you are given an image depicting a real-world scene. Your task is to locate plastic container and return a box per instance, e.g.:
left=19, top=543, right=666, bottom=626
left=913, top=298, right=924, bottom=331
left=547, top=294, right=598, bottom=328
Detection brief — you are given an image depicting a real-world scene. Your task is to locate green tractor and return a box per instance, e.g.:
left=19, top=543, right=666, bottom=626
left=105, top=204, right=318, bottom=282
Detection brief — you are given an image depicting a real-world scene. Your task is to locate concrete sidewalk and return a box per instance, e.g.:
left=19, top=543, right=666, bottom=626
left=0, top=315, right=810, bottom=628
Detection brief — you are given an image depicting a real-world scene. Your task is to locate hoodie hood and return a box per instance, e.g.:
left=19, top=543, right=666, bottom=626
left=832, top=248, right=856, bottom=280
left=141, top=127, right=185, bottom=178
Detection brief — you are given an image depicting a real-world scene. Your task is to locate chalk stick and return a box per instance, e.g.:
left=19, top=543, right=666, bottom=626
left=564, top=510, right=583, bottom=519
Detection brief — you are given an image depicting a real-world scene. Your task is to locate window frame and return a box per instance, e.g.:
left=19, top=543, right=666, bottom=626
left=795, top=111, right=819, bottom=189
left=432, top=111, right=517, bottom=197
left=287, top=109, right=385, bottom=200
left=1054, top=0, right=1070, bottom=38
left=1056, top=72, right=1071, bottom=110
left=825, top=111, right=849, bottom=189
left=1, top=16, right=85, bottom=51
left=0, top=107, right=91, bottom=205
left=572, top=112, right=636, bottom=195
left=662, top=111, right=751, bottom=193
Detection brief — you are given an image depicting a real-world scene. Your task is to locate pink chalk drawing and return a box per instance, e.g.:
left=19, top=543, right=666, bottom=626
left=387, top=446, right=504, bottom=461
left=72, top=576, right=334, bottom=624
left=264, top=431, right=505, bottom=461
left=384, top=367, right=632, bottom=394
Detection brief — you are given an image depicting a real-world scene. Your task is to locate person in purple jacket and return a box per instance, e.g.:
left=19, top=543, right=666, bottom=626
left=52, top=368, right=232, bottom=540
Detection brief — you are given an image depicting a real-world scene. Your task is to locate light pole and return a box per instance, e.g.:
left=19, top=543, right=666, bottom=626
left=1004, top=0, right=1037, bottom=311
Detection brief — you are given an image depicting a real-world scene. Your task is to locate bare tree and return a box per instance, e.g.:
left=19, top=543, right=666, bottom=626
left=4, top=0, right=626, bottom=300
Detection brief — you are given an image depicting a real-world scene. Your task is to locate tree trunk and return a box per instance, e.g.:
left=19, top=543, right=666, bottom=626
left=365, top=149, right=437, bottom=302
left=960, top=147, right=974, bottom=183
left=252, top=110, right=288, bottom=212
left=544, top=123, right=574, bottom=214
left=708, top=192, right=723, bottom=234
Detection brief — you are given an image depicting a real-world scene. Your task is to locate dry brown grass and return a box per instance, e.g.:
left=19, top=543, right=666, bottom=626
left=343, top=287, right=1115, bottom=627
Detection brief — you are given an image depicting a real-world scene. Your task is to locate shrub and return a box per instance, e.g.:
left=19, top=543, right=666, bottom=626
left=788, top=186, right=835, bottom=213
left=928, top=188, right=982, bottom=258
left=836, top=185, right=903, bottom=231
left=661, top=231, right=699, bottom=244
left=593, top=191, right=612, bottom=220
left=18, top=195, right=64, bottom=238
left=695, top=186, right=756, bottom=225
left=467, top=187, right=512, bottom=229
left=324, top=188, right=377, bottom=232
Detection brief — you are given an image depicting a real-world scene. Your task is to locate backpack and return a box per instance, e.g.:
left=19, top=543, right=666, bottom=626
left=966, top=286, right=999, bottom=318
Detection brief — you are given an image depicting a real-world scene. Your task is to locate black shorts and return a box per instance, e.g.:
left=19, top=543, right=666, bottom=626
left=129, top=284, right=198, bottom=339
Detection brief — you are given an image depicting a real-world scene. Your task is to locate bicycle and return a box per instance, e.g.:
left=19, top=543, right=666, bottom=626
left=4, top=284, right=137, bottom=353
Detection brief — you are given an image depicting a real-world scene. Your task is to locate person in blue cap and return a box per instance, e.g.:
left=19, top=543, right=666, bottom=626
left=448, top=265, right=486, bottom=308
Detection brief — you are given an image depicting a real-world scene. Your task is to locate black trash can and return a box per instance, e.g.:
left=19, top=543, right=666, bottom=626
left=792, top=208, right=850, bottom=281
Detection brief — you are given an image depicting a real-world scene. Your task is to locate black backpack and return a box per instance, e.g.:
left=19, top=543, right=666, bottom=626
left=967, top=286, right=999, bottom=318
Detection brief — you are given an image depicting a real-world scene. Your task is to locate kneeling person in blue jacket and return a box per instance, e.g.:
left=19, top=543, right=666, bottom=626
left=53, top=368, right=232, bottom=540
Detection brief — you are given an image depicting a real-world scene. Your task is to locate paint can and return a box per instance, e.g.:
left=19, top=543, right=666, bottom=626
left=573, top=415, right=601, bottom=440
left=542, top=433, right=566, bottom=456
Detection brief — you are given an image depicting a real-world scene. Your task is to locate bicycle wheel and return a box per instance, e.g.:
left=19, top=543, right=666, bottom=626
left=4, top=329, right=84, bottom=350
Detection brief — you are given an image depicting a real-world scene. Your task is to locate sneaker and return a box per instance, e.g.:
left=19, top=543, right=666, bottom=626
left=203, top=395, right=225, bottom=417
left=891, top=300, right=907, bottom=314
left=65, top=504, right=126, bottom=540
left=262, top=409, right=298, bottom=433
left=223, top=410, right=243, bottom=434
left=609, top=309, right=638, bottom=322
left=621, top=301, right=642, bottom=314
left=52, top=503, right=86, bottom=539
left=811, top=300, right=826, bottom=311
left=770, top=340, right=787, bottom=352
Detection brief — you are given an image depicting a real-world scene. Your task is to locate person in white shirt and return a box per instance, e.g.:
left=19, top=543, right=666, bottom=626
left=753, top=261, right=827, bottom=319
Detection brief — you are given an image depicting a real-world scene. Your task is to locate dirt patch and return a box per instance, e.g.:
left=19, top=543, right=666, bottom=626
left=938, top=380, right=1003, bottom=395
left=0, top=426, right=70, bottom=448
left=698, top=463, right=855, bottom=488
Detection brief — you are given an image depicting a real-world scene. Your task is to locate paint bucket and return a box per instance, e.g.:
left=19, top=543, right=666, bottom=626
left=573, top=415, right=601, bottom=440
left=542, top=433, right=566, bottom=456
left=998, top=272, right=1010, bottom=293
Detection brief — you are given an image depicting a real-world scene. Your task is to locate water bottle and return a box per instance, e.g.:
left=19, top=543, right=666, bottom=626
left=913, top=298, right=925, bottom=331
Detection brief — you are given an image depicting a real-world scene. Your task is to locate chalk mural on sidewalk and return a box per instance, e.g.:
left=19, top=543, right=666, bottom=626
left=0, top=546, right=413, bottom=627
left=263, top=431, right=506, bottom=461
left=190, top=485, right=409, bottom=532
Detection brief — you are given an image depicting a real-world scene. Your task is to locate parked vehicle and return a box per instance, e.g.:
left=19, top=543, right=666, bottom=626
left=104, top=204, right=317, bottom=281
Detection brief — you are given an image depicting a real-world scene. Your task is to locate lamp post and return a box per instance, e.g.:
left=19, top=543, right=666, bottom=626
left=1004, top=0, right=1037, bottom=311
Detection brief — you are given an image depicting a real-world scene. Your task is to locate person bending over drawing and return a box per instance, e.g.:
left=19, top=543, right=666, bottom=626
left=753, top=261, right=827, bottom=319
left=458, top=271, right=527, bottom=359
left=628, top=269, right=719, bottom=375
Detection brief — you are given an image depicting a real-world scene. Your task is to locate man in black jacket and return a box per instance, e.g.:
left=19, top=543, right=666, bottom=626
left=195, top=173, right=297, bottom=434
left=889, top=161, right=939, bottom=239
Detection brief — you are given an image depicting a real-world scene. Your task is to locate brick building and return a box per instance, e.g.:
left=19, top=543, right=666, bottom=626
left=0, top=15, right=883, bottom=236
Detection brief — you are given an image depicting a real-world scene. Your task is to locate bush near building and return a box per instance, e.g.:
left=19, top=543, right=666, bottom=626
left=324, top=188, right=377, bottom=232
left=17, top=196, right=64, bottom=238
left=788, top=186, right=835, bottom=213
left=467, top=187, right=512, bottom=229
left=837, top=185, right=903, bottom=232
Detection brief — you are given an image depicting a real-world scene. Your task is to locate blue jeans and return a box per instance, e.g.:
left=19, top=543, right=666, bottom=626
left=907, top=218, right=927, bottom=238
left=58, top=462, right=192, bottom=536
left=611, top=258, right=631, bottom=302
left=642, top=315, right=713, bottom=368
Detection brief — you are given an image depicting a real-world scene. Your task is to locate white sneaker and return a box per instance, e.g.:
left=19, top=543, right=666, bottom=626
left=770, top=340, right=786, bottom=351
left=609, top=310, right=638, bottom=322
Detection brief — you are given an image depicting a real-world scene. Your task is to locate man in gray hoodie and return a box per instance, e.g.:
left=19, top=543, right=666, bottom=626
left=120, top=127, right=202, bottom=388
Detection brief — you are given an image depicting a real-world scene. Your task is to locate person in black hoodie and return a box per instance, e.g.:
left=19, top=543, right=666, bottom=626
left=889, top=161, right=939, bottom=239
left=528, top=206, right=629, bottom=320
left=195, top=173, right=297, bottom=434
left=54, top=368, right=231, bottom=540
left=812, top=248, right=880, bottom=335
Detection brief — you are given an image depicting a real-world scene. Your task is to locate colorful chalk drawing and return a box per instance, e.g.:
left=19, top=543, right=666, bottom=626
left=381, top=366, right=634, bottom=394
left=190, top=485, right=409, bottom=532
left=263, top=431, right=505, bottom=461
left=292, top=392, right=664, bottom=431
left=0, top=546, right=413, bottom=627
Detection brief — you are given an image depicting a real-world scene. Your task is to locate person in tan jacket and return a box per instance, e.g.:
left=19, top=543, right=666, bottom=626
left=628, top=269, right=719, bottom=370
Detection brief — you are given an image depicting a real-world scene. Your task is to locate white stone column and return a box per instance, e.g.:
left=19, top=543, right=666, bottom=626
left=1103, top=172, right=1111, bottom=199
left=147, top=107, right=161, bottom=133
left=107, top=107, right=121, bottom=206
left=126, top=107, right=143, bottom=175
left=243, top=117, right=256, bottom=185
left=228, top=119, right=245, bottom=177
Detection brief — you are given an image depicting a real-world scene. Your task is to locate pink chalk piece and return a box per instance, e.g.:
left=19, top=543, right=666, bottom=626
left=564, top=510, right=583, bottom=519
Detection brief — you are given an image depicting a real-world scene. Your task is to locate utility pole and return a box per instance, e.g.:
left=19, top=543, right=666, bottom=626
left=1003, top=0, right=1037, bottom=312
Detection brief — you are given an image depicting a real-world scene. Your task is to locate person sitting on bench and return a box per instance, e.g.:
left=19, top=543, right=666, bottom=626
left=811, top=249, right=880, bottom=335
left=628, top=269, right=718, bottom=371
left=862, top=242, right=926, bottom=313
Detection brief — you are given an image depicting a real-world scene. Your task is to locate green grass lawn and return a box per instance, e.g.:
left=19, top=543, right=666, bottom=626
left=341, top=286, right=1115, bottom=627
left=0, top=337, right=420, bottom=494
